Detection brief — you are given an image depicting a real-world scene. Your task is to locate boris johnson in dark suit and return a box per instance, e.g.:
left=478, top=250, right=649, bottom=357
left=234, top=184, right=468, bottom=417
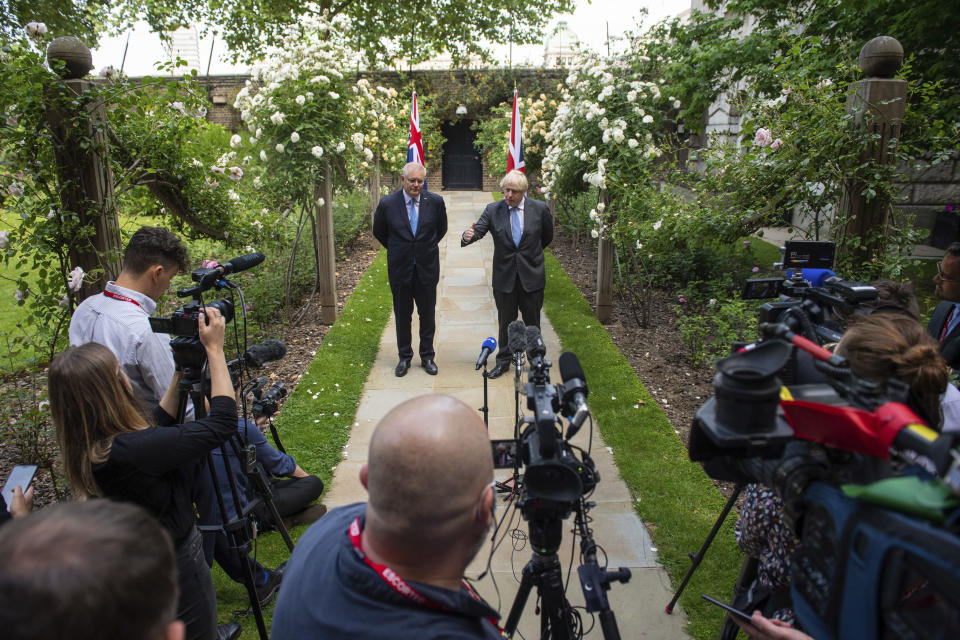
left=373, top=163, right=448, bottom=377
left=461, top=170, right=553, bottom=378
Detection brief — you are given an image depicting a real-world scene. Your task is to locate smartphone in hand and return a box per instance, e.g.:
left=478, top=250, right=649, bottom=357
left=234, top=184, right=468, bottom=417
left=2, top=465, right=38, bottom=507
left=700, top=594, right=752, bottom=623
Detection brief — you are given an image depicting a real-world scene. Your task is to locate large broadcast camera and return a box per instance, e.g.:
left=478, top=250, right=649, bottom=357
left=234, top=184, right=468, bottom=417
left=742, top=240, right=878, bottom=347
left=495, top=321, right=630, bottom=640
left=688, top=321, right=960, bottom=640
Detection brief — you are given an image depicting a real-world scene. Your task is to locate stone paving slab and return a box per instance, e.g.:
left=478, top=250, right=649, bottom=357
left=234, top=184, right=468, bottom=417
left=319, top=190, right=691, bottom=638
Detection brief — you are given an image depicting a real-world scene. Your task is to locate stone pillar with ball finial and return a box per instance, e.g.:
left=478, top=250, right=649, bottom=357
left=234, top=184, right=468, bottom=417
left=44, top=36, right=122, bottom=301
left=838, top=36, right=908, bottom=268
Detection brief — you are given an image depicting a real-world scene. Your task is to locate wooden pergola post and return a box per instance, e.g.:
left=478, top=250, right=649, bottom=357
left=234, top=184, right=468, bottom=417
left=44, top=37, right=122, bottom=301
left=595, top=190, right=613, bottom=323
left=317, top=162, right=338, bottom=323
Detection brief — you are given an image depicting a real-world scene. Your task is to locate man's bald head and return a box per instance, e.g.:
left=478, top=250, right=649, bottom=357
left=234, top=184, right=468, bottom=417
left=364, top=394, right=493, bottom=546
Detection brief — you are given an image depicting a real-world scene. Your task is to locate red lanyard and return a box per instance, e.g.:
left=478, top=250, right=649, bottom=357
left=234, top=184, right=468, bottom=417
left=104, top=289, right=144, bottom=310
left=348, top=517, right=504, bottom=634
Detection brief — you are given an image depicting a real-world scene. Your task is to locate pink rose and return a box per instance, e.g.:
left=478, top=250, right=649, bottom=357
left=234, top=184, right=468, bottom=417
left=754, top=127, right=772, bottom=147
left=771, top=138, right=783, bottom=151
left=201, top=259, right=220, bottom=269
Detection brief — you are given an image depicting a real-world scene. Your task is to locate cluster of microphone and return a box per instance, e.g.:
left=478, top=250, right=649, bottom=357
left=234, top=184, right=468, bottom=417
left=475, top=320, right=592, bottom=439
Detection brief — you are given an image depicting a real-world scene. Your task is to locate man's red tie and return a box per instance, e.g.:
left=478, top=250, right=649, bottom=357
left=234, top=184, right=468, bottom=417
left=941, top=305, right=956, bottom=343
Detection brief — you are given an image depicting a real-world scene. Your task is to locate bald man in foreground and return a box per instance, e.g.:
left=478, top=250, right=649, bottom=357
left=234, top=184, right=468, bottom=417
left=272, top=395, right=501, bottom=639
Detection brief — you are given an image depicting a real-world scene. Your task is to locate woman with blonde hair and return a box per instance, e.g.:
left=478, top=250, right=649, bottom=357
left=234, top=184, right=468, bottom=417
left=49, top=308, right=235, bottom=640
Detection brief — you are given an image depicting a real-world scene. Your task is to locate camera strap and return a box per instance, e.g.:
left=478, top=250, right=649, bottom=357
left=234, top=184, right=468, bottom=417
left=103, top=289, right=144, bottom=311
left=348, top=517, right=504, bottom=634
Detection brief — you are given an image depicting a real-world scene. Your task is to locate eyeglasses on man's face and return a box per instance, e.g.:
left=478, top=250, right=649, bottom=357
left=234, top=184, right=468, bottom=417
left=937, top=260, right=960, bottom=282
left=404, top=177, right=424, bottom=185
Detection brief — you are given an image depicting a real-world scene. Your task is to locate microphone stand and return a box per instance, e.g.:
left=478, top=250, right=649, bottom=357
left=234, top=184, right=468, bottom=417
left=478, top=361, right=491, bottom=428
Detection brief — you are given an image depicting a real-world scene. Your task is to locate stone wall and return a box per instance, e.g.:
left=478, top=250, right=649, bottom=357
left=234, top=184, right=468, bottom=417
left=897, top=153, right=960, bottom=244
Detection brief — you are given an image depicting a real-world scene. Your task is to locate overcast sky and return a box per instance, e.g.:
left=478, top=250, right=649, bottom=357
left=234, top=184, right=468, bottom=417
left=89, top=0, right=692, bottom=76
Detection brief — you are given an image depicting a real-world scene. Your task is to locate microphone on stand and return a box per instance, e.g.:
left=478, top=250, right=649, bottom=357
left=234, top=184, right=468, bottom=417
left=475, top=337, right=497, bottom=370
left=507, top=320, right=526, bottom=371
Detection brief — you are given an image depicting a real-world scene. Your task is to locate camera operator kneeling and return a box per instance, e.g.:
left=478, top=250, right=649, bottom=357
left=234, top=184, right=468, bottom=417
left=49, top=308, right=236, bottom=640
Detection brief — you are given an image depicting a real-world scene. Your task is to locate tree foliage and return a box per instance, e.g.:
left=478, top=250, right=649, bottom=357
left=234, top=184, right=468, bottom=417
left=110, top=0, right=576, bottom=66
left=647, top=0, right=960, bottom=132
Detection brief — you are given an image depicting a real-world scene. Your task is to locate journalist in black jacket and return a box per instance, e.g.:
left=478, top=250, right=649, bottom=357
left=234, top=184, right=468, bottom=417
left=49, top=307, right=235, bottom=640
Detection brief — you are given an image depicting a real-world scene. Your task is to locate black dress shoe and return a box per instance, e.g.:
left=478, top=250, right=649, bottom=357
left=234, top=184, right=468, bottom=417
left=395, top=359, right=411, bottom=377
left=421, top=358, right=438, bottom=375
left=487, top=363, right=510, bottom=379
left=217, top=622, right=242, bottom=640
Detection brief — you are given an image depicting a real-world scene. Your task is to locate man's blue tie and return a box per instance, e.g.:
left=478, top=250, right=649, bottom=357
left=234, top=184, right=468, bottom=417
left=511, top=206, right=521, bottom=246
left=408, top=198, right=418, bottom=235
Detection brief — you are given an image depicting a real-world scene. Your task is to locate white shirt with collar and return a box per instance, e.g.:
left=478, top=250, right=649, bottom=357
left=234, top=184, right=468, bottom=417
left=69, top=281, right=181, bottom=416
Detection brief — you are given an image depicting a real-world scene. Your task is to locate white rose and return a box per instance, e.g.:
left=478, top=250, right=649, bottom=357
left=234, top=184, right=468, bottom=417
left=290, top=131, right=300, bottom=143
left=628, top=138, right=639, bottom=148
left=260, top=150, right=268, bottom=162
left=329, top=91, right=340, bottom=100
left=590, top=229, right=599, bottom=239
left=270, top=111, right=285, bottom=125
left=228, top=166, right=243, bottom=180
left=14, top=289, right=25, bottom=301
left=230, top=134, right=242, bottom=148
left=311, top=145, right=324, bottom=158
left=296, top=95, right=306, bottom=105
left=642, top=115, right=654, bottom=124
left=275, top=143, right=285, bottom=153
left=255, top=128, right=262, bottom=138
left=0, top=230, right=8, bottom=249
left=335, top=142, right=346, bottom=153
left=67, top=266, right=84, bottom=292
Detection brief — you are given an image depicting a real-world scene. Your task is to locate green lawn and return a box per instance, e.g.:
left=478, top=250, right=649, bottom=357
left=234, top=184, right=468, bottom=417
left=542, top=251, right=742, bottom=638
left=212, top=250, right=393, bottom=634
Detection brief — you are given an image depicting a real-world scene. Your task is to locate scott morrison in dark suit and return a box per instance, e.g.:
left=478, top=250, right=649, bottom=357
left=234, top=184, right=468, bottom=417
left=460, top=169, right=553, bottom=378
left=373, top=162, right=448, bottom=377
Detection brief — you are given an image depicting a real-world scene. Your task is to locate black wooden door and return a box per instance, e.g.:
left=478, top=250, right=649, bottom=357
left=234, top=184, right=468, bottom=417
left=442, top=120, right=483, bottom=190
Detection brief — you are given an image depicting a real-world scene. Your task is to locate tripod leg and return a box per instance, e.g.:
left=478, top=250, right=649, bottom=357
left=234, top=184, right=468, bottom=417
left=666, top=484, right=744, bottom=614
left=233, top=528, right=270, bottom=640
left=504, top=562, right=537, bottom=637
left=536, top=560, right=576, bottom=640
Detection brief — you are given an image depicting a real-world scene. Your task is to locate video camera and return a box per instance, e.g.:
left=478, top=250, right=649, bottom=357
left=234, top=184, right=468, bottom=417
left=742, top=241, right=878, bottom=346
left=689, top=323, right=960, bottom=640
left=148, top=252, right=265, bottom=371
left=247, top=378, right=287, bottom=419
left=512, top=323, right=598, bottom=511
left=497, top=322, right=631, bottom=639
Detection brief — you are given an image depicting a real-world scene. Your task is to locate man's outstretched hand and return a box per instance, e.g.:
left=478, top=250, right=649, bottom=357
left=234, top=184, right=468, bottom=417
left=462, top=223, right=477, bottom=243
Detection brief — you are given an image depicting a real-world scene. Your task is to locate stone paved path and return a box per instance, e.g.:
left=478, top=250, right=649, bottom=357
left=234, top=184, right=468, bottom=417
left=324, top=190, right=691, bottom=639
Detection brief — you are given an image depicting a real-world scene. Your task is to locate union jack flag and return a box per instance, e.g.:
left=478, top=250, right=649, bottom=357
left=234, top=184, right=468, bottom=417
left=507, top=90, right=525, bottom=174
left=406, top=91, right=424, bottom=164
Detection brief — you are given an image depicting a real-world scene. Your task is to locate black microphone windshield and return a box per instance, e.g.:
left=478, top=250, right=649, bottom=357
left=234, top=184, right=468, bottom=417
left=224, top=252, right=266, bottom=274
left=525, top=325, right=546, bottom=359
left=244, top=339, right=287, bottom=367
left=559, top=352, right=585, bottom=384
left=507, top=320, right=526, bottom=353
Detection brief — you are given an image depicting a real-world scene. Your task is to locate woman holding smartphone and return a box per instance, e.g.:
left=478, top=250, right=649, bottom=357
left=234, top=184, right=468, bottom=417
left=49, top=308, right=235, bottom=640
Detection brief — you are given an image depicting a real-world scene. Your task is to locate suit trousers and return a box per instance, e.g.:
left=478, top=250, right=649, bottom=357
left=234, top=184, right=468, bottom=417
left=392, top=277, right=437, bottom=360
left=494, top=275, right=544, bottom=366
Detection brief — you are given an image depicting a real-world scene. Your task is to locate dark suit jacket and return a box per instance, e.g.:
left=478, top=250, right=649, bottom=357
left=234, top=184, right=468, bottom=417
left=928, top=300, right=960, bottom=370
left=373, top=189, right=447, bottom=287
left=462, top=197, right=553, bottom=293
